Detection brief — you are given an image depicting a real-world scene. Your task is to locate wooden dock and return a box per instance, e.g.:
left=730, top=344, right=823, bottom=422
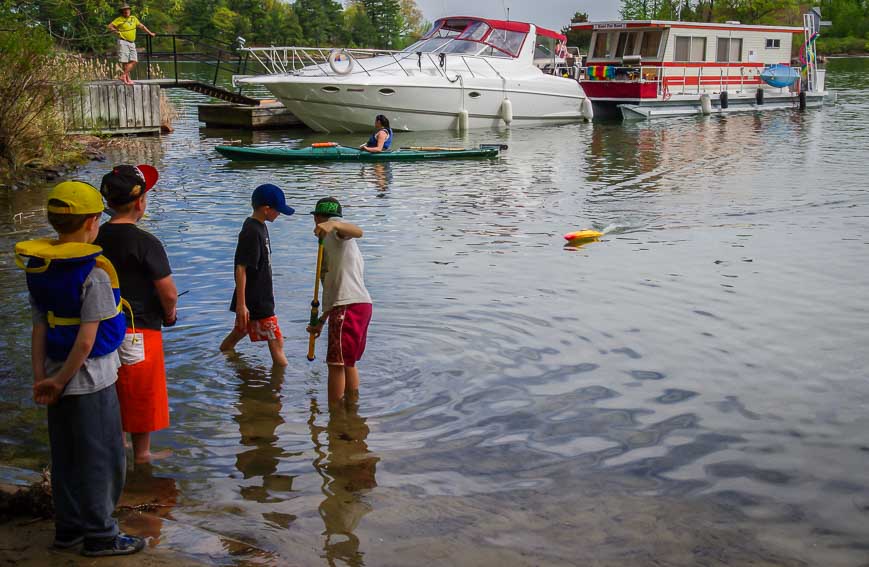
left=197, top=101, right=303, bottom=130
left=63, top=81, right=161, bottom=135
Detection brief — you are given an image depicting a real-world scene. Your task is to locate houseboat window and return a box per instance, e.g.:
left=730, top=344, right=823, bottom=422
left=716, top=37, right=743, bottom=62
left=488, top=29, right=527, bottom=56
left=591, top=32, right=615, bottom=58
left=639, top=30, right=663, bottom=58
left=674, top=36, right=707, bottom=62
left=765, top=38, right=781, bottom=48
left=616, top=31, right=638, bottom=57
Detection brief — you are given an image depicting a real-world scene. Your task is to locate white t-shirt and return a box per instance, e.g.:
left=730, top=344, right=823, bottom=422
left=322, top=230, right=372, bottom=313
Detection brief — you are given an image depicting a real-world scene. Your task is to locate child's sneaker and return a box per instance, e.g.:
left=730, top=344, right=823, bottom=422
left=82, top=533, right=145, bottom=556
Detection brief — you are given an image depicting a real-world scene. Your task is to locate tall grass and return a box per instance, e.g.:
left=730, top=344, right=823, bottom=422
left=0, top=29, right=83, bottom=179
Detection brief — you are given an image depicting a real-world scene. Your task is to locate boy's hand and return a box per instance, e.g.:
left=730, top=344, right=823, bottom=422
left=33, top=378, right=63, bottom=406
left=314, top=220, right=338, bottom=238
left=235, top=305, right=250, bottom=331
left=306, top=322, right=323, bottom=338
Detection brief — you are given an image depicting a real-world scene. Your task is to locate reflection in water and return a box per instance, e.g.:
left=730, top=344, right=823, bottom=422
left=361, top=163, right=393, bottom=194
left=309, top=398, right=379, bottom=567
left=231, top=357, right=298, bottom=512
left=119, top=463, right=179, bottom=544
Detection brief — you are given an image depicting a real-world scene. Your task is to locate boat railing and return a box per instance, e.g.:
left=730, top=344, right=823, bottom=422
left=583, top=64, right=775, bottom=96
left=237, top=46, right=509, bottom=84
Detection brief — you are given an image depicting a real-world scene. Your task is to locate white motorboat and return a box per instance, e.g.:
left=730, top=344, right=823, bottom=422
left=235, top=16, right=593, bottom=133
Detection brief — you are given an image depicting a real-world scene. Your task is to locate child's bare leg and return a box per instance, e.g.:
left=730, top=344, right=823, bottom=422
left=131, top=432, right=172, bottom=464
left=327, top=364, right=346, bottom=406
left=220, top=328, right=246, bottom=351
left=345, top=366, right=360, bottom=396
left=267, top=337, right=288, bottom=367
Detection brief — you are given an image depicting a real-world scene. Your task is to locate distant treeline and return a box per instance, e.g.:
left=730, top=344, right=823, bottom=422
left=0, top=0, right=428, bottom=51
left=617, top=0, right=869, bottom=54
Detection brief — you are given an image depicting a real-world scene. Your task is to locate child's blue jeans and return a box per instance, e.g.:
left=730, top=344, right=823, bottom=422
left=47, top=384, right=125, bottom=542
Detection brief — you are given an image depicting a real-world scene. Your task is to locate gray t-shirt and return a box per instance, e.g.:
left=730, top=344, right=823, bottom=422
left=30, top=267, right=121, bottom=396
left=322, top=230, right=372, bottom=313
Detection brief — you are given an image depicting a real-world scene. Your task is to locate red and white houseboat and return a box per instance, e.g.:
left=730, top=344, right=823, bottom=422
left=572, top=11, right=830, bottom=120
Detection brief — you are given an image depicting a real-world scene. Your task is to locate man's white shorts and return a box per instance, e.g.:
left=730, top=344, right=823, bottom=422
left=117, top=40, right=138, bottom=63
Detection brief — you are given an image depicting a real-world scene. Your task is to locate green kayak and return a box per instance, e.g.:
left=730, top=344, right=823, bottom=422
left=215, top=143, right=504, bottom=162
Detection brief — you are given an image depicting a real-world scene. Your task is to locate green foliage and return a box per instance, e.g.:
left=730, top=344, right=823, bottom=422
left=0, top=28, right=83, bottom=178
left=563, top=11, right=592, bottom=51
left=1, top=0, right=423, bottom=49
left=619, top=0, right=869, bottom=49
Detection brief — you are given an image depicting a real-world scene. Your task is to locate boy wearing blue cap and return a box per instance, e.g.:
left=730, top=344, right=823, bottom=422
left=220, top=184, right=293, bottom=366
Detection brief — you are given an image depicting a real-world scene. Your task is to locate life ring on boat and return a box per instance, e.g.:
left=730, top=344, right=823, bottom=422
left=328, top=49, right=354, bottom=75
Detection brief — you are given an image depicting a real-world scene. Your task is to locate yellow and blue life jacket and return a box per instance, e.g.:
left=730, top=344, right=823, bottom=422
left=15, top=240, right=128, bottom=361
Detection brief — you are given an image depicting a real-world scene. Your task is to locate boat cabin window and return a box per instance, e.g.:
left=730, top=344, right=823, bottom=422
left=441, top=39, right=486, bottom=55
left=487, top=29, right=527, bottom=57
left=639, top=30, right=663, bottom=58
left=716, top=37, right=743, bottom=62
left=591, top=32, right=615, bottom=58
left=535, top=35, right=557, bottom=63
left=616, top=31, right=639, bottom=57
left=674, top=36, right=707, bottom=62
left=460, top=21, right=491, bottom=42
left=765, top=38, right=781, bottom=49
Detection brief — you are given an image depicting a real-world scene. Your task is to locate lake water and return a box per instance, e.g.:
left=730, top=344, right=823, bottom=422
left=1, top=58, right=868, bottom=566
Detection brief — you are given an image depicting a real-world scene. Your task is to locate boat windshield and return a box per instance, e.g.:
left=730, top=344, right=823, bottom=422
left=441, top=40, right=487, bottom=55
left=402, top=17, right=528, bottom=58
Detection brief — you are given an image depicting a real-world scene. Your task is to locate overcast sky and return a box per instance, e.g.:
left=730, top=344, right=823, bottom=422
left=413, top=0, right=622, bottom=31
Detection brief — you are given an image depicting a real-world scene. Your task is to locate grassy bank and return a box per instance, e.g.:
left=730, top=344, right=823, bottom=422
left=818, top=36, right=869, bottom=56
left=0, top=29, right=90, bottom=187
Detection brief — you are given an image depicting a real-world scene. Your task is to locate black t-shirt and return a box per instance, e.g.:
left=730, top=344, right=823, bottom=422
left=229, top=217, right=275, bottom=320
left=95, top=223, right=172, bottom=330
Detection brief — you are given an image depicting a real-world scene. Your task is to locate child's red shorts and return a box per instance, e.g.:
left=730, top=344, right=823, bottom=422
left=246, top=315, right=282, bottom=342
left=327, top=303, right=372, bottom=368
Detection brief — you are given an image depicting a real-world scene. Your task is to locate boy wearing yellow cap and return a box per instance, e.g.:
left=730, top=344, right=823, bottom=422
left=14, top=182, right=145, bottom=557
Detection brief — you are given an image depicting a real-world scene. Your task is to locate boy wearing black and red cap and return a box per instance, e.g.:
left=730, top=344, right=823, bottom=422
left=96, top=164, right=178, bottom=465
left=219, top=184, right=294, bottom=366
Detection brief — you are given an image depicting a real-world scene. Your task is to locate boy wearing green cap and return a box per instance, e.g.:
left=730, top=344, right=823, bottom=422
left=306, top=197, right=373, bottom=406
left=15, top=181, right=144, bottom=556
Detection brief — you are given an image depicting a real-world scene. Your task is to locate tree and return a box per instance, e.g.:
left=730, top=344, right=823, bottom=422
left=294, top=0, right=344, bottom=45
left=562, top=11, right=591, bottom=52
left=343, top=2, right=377, bottom=47
left=399, top=0, right=427, bottom=42
left=361, top=0, right=403, bottom=48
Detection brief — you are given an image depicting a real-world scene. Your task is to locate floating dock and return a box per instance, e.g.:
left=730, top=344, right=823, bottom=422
left=197, top=101, right=303, bottom=130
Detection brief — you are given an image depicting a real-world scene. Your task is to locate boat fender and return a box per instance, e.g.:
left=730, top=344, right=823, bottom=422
left=328, top=49, right=354, bottom=75
left=799, top=90, right=807, bottom=111
left=457, top=109, right=469, bottom=131
left=580, top=98, right=594, bottom=121
left=755, top=87, right=764, bottom=106
left=500, top=98, right=513, bottom=125
left=719, top=90, right=729, bottom=109
left=700, top=93, right=712, bottom=115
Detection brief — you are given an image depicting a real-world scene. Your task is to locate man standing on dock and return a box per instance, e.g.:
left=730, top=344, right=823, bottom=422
left=107, top=4, right=156, bottom=85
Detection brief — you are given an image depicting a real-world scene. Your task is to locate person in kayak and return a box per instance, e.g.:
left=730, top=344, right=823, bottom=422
left=359, top=115, right=392, bottom=153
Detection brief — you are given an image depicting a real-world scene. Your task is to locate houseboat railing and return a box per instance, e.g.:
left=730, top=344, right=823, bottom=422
left=584, top=65, right=772, bottom=97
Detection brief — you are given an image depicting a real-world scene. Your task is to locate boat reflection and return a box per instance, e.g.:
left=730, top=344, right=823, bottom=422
left=308, top=397, right=379, bottom=567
